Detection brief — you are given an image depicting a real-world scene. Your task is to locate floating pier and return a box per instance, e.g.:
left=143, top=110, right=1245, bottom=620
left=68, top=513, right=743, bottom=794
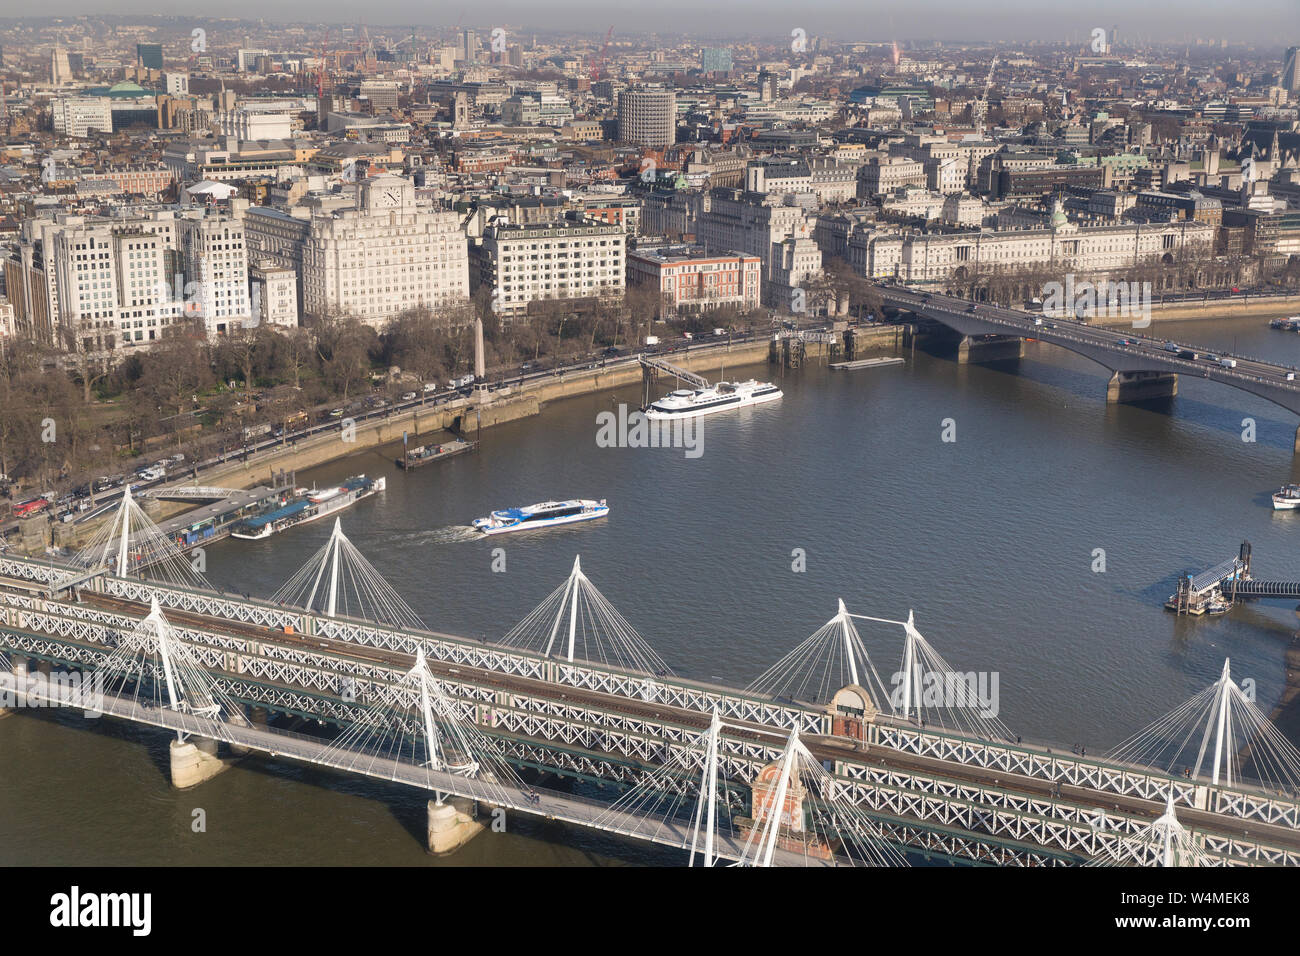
left=829, top=357, right=905, bottom=372
left=397, top=438, right=477, bottom=470
left=154, top=477, right=296, bottom=552
left=1165, top=541, right=1300, bottom=614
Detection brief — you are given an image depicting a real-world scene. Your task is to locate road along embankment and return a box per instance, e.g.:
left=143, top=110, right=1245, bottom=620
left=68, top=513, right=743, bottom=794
left=1093, top=294, right=1300, bottom=326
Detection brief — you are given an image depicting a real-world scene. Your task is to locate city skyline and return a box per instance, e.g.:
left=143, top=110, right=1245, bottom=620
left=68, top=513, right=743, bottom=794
left=3, top=3, right=1297, bottom=46
left=1, top=0, right=1299, bottom=890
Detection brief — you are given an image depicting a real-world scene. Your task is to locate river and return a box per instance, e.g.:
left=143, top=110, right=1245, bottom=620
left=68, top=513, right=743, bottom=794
left=5, top=312, right=1300, bottom=865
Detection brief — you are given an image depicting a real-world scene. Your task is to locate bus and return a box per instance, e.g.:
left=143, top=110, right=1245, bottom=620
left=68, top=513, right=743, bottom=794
left=12, top=498, right=50, bottom=518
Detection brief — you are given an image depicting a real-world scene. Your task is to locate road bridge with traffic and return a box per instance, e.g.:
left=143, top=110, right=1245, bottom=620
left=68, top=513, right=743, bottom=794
left=881, top=287, right=1300, bottom=451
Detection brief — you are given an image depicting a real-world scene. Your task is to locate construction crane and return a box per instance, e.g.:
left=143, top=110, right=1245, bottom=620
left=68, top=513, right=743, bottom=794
left=589, top=26, right=614, bottom=81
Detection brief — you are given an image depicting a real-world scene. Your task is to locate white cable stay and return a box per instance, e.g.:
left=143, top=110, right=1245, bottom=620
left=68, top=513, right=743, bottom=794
left=498, top=555, right=673, bottom=676
left=1088, top=793, right=1218, bottom=867
left=592, top=712, right=908, bottom=867
left=849, top=608, right=1016, bottom=743
left=270, top=518, right=425, bottom=630
left=734, top=728, right=909, bottom=867
left=746, top=598, right=893, bottom=707
left=749, top=602, right=1014, bottom=743
left=317, top=646, right=526, bottom=808
left=63, top=484, right=210, bottom=590
left=592, top=711, right=740, bottom=865
left=92, top=596, right=249, bottom=743
left=1107, top=658, right=1300, bottom=796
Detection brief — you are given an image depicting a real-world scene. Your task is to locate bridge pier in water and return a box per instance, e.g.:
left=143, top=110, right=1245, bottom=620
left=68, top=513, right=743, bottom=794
left=0, top=654, right=26, bottom=719
left=956, top=335, right=1023, bottom=364
left=1107, top=370, right=1178, bottom=404
left=169, top=736, right=229, bottom=790
left=427, top=797, right=485, bottom=856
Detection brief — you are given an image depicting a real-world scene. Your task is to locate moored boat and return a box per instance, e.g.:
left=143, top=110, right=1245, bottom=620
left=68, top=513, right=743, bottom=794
left=644, top=379, right=782, bottom=419
left=1273, top=483, right=1300, bottom=510
left=231, top=475, right=385, bottom=540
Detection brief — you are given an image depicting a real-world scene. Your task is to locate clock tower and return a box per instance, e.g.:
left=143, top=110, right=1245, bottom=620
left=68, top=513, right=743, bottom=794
left=361, top=175, right=414, bottom=213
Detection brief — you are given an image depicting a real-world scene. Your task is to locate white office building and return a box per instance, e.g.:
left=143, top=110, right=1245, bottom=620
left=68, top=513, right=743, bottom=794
left=250, top=262, right=299, bottom=327
left=54, top=97, right=113, bottom=138
left=300, top=175, right=470, bottom=326
left=476, top=217, right=626, bottom=319
left=179, top=214, right=252, bottom=335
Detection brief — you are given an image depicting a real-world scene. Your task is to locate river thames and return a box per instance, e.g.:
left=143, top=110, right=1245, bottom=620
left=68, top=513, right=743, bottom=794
left=5, top=311, right=1300, bottom=865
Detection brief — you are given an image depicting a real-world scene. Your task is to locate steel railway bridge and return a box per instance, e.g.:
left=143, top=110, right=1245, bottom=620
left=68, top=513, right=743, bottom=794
left=2, top=549, right=1298, bottom=867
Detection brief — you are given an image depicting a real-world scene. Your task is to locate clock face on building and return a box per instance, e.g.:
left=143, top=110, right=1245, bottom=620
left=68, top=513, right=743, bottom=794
left=383, top=188, right=401, bottom=206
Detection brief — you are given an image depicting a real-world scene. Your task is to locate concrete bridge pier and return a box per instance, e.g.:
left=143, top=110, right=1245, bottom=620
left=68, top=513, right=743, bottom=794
left=427, top=797, right=485, bottom=856
left=956, top=335, right=1024, bottom=364
left=169, top=736, right=229, bottom=789
left=0, top=654, right=27, bottom=719
left=1107, top=370, right=1178, bottom=404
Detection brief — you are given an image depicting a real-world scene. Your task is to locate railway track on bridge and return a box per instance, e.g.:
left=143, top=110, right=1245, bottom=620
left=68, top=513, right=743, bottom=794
left=48, top=590, right=1300, bottom=859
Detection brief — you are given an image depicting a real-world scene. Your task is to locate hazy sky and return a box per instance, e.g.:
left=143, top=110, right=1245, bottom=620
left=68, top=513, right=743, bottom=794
left=35, top=1, right=1300, bottom=46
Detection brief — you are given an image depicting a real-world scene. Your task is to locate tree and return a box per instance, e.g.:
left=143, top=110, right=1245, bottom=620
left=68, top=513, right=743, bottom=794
left=137, top=329, right=211, bottom=419
left=315, top=314, right=378, bottom=401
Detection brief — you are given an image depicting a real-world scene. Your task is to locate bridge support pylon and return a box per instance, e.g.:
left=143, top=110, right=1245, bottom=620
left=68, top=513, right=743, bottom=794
left=169, top=736, right=228, bottom=790
left=426, top=797, right=484, bottom=856
left=0, top=654, right=26, bottom=719
left=956, top=335, right=1023, bottom=364
left=1107, top=370, right=1177, bottom=404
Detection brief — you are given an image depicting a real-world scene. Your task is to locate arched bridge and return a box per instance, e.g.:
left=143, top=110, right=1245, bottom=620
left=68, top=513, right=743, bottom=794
left=881, top=287, right=1300, bottom=447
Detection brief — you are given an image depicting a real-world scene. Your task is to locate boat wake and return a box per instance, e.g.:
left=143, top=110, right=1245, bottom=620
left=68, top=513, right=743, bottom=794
left=392, top=525, right=481, bottom=545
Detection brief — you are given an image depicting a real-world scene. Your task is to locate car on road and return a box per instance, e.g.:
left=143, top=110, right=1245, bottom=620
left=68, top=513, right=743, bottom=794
left=329, top=408, right=344, bottom=418
left=401, top=391, right=417, bottom=401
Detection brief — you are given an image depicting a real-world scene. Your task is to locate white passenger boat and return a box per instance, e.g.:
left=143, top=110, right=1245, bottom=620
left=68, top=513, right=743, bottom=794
left=644, top=380, right=782, bottom=419
left=472, top=499, right=609, bottom=535
left=1272, top=484, right=1300, bottom=510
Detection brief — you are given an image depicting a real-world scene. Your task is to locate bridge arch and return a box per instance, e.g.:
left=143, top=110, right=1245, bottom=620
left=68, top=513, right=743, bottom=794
left=884, top=288, right=1300, bottom=431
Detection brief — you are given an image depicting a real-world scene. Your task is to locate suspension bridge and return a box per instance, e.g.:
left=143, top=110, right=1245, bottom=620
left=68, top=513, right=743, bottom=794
left=3, top=498, right=1300, bottom=866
